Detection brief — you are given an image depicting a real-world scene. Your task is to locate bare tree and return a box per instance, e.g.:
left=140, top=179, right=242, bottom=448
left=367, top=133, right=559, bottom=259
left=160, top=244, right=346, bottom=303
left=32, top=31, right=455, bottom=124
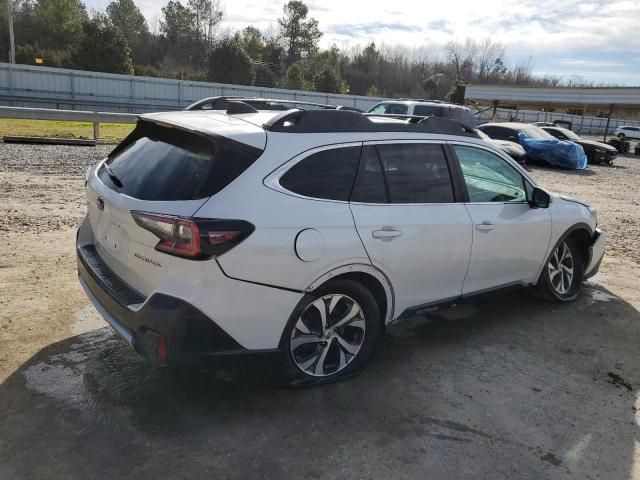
left=477, top=38, right=506, bottom=84
left=446, top=39, right=477, bottom=82
left=187, top=0, right=223, bottom=46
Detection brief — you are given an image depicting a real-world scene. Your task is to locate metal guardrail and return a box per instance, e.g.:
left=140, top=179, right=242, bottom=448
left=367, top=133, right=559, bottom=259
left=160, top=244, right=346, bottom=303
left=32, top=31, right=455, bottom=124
left=0, top=63, right=385, bottom=114
left=0, top=105, right=138, bottom=140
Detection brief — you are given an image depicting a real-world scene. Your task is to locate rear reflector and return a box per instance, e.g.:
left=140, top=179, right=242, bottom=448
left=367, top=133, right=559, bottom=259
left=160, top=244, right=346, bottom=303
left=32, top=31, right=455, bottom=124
left=131, top=211, right=254, bottom=260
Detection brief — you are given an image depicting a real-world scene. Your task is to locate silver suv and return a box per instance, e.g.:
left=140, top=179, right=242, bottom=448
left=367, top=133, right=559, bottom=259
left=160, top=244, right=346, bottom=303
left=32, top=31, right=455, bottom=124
left=368, top=100, right=477, bottom=126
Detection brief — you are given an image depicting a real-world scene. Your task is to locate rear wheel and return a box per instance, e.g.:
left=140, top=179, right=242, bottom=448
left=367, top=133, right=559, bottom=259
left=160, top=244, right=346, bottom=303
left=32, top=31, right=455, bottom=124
left=280, top=279, right=382, bottom=386
left=617, top=133, right=625, bottom=139
left=537, top=237, right=585, bottom=302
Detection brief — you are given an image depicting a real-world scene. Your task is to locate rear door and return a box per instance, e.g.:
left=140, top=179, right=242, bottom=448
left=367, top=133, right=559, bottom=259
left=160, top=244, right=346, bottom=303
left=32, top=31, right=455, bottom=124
left=86, top=120, right=264, bottom=295
left=450, top=143, right=551, bottom=294
left=349, top=141, right=473, bottom=316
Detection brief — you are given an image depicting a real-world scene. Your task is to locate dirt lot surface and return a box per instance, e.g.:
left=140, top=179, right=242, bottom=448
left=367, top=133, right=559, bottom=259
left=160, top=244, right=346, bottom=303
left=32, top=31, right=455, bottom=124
left=1, top=143, right=640, bottom=479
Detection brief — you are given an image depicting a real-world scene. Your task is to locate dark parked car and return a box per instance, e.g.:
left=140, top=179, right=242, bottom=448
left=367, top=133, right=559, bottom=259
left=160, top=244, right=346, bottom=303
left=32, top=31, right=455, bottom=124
left=542, top=126, right=617, bottom=165
left=476, top=129, right=527, bottom=165
left=478, top=122, right=587, bottom=169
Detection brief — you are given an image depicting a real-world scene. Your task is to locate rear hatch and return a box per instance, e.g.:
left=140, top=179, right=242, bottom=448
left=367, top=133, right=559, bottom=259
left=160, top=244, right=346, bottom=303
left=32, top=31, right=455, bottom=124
left=85, top=115, right=265, bottom=296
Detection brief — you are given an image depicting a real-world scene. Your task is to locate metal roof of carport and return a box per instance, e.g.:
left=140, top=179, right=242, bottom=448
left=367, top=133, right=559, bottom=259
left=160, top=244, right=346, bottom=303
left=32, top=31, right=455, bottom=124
left=464, top=85, right=640, bottom=109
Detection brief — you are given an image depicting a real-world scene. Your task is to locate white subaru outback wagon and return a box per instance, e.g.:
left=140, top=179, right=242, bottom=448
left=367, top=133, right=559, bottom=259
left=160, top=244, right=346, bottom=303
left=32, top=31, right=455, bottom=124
left=77, top=97, right=605, bottom=385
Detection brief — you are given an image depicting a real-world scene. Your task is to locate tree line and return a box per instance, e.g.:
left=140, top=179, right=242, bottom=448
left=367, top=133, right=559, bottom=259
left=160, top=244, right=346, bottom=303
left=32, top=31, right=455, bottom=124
left=0, top=0, right=603, bottom=99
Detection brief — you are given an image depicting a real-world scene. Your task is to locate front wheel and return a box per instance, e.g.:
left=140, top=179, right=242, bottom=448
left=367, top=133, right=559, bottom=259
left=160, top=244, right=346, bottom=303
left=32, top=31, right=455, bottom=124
left=537, top=238, right=585, bottom=302
left=617, top=133, right=625, bottom=139
left=280, top=279, right=382, bottom=386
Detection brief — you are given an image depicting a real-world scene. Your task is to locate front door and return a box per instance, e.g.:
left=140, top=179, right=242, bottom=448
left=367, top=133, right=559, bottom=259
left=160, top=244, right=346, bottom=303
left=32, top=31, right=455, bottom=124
left=450, top=144, right=552, bottom=294
left=349, top=142, right=473, bottom=317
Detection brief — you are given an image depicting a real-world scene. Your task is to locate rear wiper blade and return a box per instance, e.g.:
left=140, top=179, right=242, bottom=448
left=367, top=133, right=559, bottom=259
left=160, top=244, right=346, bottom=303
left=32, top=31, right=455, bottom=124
left=104, top=163, right=123, bottom=188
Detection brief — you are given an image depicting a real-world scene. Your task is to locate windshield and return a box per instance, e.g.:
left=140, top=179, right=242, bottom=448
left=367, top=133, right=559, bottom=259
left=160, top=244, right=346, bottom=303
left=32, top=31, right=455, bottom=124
left=476, top=130, right=491, bottom=140
left=520, top=126, right=556, bottom=140
left=368, top=102, right=409, bottom=115
left=558, top=128, right=581, bottom=141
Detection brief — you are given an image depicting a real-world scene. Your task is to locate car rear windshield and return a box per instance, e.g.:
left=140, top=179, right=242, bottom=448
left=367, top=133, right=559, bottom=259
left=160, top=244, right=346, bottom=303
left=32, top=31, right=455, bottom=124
left=98, top=121, right=262, bottom=201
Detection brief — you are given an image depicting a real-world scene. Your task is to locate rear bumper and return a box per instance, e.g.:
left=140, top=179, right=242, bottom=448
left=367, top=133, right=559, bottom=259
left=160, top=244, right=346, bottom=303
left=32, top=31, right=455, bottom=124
left=77, top=244, right=283, bottom=368
left=585, top=228, right=605, bottom=279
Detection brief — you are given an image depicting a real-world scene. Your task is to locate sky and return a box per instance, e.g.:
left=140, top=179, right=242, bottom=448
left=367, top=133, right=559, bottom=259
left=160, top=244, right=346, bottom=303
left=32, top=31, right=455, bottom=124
left=85, top=0, right=640, bottom=85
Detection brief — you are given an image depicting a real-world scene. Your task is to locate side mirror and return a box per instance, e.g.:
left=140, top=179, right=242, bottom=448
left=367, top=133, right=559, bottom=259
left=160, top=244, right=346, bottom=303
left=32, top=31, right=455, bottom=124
left=508, top=136, right=518, bottom=142
left=530, top=187, right=550, bottom=208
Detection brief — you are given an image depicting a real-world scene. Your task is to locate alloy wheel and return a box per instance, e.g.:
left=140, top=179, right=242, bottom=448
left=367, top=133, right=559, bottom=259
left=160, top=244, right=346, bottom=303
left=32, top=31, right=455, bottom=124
left=548, top=241, right=574, bottom=295
left=290, top=294, right=366, bottom=377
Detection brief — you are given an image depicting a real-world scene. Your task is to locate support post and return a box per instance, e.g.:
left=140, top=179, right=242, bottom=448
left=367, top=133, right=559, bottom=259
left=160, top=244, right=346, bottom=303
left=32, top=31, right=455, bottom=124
left=93, top=122, right=100, bottom=141
left=491, top=101, right=498, bottom=121
left=7, top=0, right=15, bottom=64
left=603, top=104, right=613, bottom=142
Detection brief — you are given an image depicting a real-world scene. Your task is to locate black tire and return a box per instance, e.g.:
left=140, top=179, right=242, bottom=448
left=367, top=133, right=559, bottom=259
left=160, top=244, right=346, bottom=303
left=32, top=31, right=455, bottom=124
left=279, top=279, right=383, bottom=387
left=537, top=236, right=585, bottom=302
left=617, top=133, right=625, bottom=139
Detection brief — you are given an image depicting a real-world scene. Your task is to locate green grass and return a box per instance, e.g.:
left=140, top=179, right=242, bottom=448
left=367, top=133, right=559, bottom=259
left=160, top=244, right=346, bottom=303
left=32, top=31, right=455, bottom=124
left=0, top=119, right=135, bottom=142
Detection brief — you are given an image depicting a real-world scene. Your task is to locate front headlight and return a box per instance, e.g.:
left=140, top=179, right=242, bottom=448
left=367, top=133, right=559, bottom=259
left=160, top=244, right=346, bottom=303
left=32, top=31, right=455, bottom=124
left=589, top=206, right=598, bottom=225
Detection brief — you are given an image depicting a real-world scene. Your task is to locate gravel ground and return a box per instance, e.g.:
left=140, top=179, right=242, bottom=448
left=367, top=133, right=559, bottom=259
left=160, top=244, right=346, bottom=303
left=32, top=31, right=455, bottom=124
left=1, top=143, right=640, bottom=480
left=529, top=157, right=640, bottom=266
left=0, top=144, right=111, bottom=234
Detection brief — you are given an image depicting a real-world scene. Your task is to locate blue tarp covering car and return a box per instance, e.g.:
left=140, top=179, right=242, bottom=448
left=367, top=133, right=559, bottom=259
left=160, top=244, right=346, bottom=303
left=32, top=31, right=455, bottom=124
left=478, top=122, right=588, bottom=170
left=518, top=132, right=588, bottom=170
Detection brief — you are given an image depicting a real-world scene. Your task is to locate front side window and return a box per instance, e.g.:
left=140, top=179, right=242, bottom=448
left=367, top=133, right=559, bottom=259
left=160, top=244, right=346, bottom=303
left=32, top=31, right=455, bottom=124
left=351, top=143, right=454, bottom=204
left=368, top=102, right=409, bottom=115
left=454, top=145, right=527, bottom=203
left=280, top=146, right=361, bottom=201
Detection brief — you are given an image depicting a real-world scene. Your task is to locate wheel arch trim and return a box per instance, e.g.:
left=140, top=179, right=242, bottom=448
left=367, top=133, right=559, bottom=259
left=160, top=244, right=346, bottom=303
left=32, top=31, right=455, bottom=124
left=535, top=222, right=594, bottom=283
left=305, top=263, right=395, bottom=323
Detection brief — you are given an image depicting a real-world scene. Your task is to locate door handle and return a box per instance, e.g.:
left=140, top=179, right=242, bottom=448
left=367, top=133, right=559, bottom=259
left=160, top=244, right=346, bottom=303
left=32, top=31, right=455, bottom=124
left=372, top=229, right=402, bottom=239
left=475, top=222, right=495, bottom=232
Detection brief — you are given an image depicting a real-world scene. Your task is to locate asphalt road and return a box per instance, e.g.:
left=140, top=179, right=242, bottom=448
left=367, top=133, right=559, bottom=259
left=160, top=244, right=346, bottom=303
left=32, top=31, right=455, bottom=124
left=2, top=286, right=639, bottom=479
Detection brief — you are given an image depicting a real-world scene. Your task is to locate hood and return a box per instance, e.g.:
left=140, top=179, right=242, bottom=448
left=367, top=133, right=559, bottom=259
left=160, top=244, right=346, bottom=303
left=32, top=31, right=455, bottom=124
left=576, top=139, right=617, bottom=152
left=555, top=193, right=591, bottom=208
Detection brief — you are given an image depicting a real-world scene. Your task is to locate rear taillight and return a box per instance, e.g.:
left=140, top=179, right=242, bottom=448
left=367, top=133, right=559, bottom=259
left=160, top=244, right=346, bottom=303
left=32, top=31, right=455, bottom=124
left=131, top=211, right=254, bottom=260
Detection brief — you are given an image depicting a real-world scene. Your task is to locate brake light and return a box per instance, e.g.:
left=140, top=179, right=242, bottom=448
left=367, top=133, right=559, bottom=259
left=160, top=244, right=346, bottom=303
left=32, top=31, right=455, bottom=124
left=131, top=211, right=254, bottom=259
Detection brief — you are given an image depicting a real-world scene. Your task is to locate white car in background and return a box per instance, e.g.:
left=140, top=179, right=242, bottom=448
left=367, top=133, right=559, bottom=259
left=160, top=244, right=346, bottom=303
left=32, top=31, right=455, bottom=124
left=77, top=97, right=606, bottom=386
left=615, top=126, right=640, bottom=140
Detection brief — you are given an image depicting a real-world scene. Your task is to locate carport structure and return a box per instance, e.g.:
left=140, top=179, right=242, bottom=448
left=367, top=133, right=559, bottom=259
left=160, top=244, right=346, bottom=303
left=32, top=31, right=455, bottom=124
left=464, top=85, right=640, bottom=140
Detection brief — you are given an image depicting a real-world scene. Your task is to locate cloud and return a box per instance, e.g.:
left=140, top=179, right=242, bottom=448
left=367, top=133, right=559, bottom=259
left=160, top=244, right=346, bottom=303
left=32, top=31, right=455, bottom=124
left=327, top=22, right=423, bottom=38
left=82, top=0, right=640, bottom=85
left=426, top=19, right=453, bottom=34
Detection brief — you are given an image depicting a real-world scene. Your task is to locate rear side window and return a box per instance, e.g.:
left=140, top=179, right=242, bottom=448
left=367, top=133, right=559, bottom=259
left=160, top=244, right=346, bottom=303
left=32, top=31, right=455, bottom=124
left=99, top=122, right=262, bottom=201
left=352, top=143, right=454, bottom=204
left=413, top=105, right=444, bottom=116
left=279, top=146, right=361, bottom=201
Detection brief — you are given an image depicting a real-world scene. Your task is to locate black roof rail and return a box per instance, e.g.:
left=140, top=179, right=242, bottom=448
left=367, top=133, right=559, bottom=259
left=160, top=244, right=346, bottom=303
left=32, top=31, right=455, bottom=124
left=264, top=109, right=479, bottom=137
left=185, top=96, right=363, bottom=112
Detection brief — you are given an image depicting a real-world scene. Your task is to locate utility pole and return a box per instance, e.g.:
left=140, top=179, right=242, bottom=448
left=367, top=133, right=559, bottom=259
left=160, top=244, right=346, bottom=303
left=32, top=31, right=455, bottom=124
left=7, top=0, right=15, bottom=64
